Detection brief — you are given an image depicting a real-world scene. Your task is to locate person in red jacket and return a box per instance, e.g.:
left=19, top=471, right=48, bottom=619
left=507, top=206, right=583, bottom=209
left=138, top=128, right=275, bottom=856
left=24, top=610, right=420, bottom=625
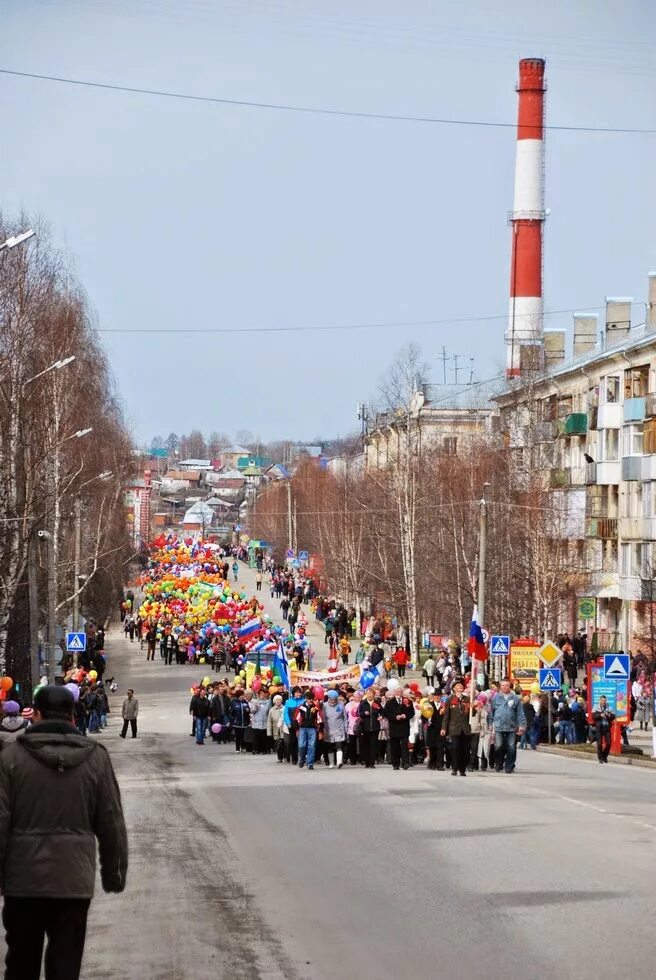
left=393, top=647, right=410, bottom=679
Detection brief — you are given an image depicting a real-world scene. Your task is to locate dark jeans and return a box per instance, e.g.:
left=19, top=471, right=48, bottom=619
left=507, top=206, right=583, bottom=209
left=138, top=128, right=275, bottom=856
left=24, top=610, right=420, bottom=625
left=146, top=644, right=155, bottom=661
left=120, top=718, right=137, bottom=738
left=449, top=733, right=469, bottom=774
left=195, top=717, right=206, bottom=744
left=283, top=731, right=298, bottom=763
left=361, top=730, right=378, bottom=767
left=397, top=665, right=406, bottom=678
left=252, top=729, right=269, bottom=754
left=427, top=740, right=446, bottom=770
left=494, top=731, right=518, bottom=772
left=234, top=727, right=246, bottom=751
left=3, top=896, right=90, bottom=980
left=390, top=735, right=409, bottom=769
left=597, top=729, right=611, bottom=761
left=347, top=733, right=359, bottom=764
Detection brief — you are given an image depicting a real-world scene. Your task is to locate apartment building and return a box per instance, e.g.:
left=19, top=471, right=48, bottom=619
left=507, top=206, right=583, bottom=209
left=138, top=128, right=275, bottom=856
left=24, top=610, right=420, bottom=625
left=496, top=273, right=656, bottom=653
left=364, top=384, right=494, bottom=470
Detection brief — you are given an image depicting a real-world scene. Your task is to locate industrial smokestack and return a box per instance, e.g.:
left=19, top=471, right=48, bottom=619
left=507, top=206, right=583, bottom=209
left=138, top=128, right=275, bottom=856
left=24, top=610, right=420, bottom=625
left=506, top=58, right=546, bottom=378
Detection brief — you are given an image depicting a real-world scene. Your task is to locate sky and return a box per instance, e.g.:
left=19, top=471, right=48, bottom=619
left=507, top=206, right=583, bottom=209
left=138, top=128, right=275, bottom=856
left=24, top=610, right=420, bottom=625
left=1, top=0, right=655, bottom=447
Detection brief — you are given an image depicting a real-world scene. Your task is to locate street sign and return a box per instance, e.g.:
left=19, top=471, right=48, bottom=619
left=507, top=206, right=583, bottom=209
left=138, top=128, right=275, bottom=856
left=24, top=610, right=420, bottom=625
left=539, top=667, right=562, bottom=692
left=578, top=596, right=596, bottom=620
left=291, top=559, right=301, bottom=569
left=538, top=640, right=562, bottom=668
left=588, top=661, right=629, bottom=724
left=490, top=635, right=510, bottom=655
left=603, top=653, right=629, bottom=679
left=66, top=631, right=86, bottom=653
left=480, top=627, right=490, bottom=645
left=286, top=548, right=295, bottom=559
left=299, top=550, right=309, bottom=562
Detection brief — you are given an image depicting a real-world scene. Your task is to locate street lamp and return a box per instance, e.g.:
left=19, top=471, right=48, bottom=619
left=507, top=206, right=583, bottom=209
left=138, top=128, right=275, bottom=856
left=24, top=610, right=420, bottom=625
left=0, top=229, right=35, bottom=253
left=73, top=471, right=113, bottom=630
left=24, top=355, right=76, bottom=389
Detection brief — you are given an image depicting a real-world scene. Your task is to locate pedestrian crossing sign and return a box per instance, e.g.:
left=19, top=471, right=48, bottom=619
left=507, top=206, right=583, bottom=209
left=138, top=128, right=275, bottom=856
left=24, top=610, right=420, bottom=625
left=539, top=667, right=562, bottom=692
left=603, top=654, right=629, bottom=679
left=66, top=631, right=86, bottom=652
left=490, top=635, right=510, bottom=655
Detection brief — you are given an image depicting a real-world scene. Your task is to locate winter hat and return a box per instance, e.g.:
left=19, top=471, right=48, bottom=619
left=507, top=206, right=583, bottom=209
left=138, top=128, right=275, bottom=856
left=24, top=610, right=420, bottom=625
left=3, top=701, right=19, bottom=715
left=326, top=690, right=339, bottom=700
left=272, top=695, right=283, bottom=704
left=21, top=707, right=33, bottom=719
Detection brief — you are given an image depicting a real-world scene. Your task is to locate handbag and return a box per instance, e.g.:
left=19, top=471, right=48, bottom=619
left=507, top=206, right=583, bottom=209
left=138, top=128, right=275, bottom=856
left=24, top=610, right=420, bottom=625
left=353, top=719, right=362, bottom=736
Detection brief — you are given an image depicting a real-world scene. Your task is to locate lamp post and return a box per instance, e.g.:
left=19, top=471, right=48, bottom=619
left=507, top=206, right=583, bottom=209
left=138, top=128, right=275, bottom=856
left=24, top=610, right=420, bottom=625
left=72, top=471, right=112, bottom=631
left=38, top=427, right=93, bottom=681
left=0, top=229, right=35, bottom=255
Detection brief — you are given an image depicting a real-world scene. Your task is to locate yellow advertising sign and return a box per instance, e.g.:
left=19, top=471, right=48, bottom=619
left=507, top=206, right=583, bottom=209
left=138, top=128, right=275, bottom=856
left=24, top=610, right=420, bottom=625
left=509, top=642, right=541, bottom=693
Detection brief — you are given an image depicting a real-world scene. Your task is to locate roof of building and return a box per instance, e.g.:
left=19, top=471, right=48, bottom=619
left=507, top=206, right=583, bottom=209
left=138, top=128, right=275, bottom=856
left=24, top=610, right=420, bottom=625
left=178, top=459, right=212, bottom=468
left=214, top=468, right=245, bottom=481
left=225, top=445, right=251, bottom=455
left=167, top=469, right=201, bottom=482
left=236, top=456, right=271, bottom=470
left=242, top=465, right=264, bottom=476
left=182, top=501, right=214, bottom=525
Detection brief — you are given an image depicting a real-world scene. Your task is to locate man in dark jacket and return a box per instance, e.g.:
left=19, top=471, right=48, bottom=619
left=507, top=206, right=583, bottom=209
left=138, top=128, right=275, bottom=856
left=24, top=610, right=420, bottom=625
left=592, top=696, right=616, bottom=763
left=383, top=690, right=415, bottom=770
left=440, top=680, right=471, bottom=776
left=0, top=685, right=127, bottom=980
left=189, top=688, right=211, bottom=745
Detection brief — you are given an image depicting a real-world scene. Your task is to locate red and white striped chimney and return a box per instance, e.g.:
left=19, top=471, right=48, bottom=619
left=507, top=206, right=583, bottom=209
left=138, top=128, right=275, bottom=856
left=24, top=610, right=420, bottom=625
left=506, top=58, right=546, bottom=378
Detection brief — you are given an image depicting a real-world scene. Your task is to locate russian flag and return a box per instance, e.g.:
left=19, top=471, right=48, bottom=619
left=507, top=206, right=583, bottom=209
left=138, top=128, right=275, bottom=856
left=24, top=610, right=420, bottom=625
left=237, top=618, right=261, bottom=638
left=467, top=607, right=487, bottom=662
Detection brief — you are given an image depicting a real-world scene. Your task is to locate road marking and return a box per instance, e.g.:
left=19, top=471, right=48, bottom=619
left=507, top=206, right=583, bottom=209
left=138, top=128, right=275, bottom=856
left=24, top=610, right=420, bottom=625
left=499, top=779, right=656, bottom=834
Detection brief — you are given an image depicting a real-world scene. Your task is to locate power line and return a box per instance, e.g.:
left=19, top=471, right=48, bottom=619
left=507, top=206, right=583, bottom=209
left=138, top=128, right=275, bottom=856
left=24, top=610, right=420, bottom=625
left=96, top=305, right=612, bottom=336
left=1, top=67, right=654, bottom=134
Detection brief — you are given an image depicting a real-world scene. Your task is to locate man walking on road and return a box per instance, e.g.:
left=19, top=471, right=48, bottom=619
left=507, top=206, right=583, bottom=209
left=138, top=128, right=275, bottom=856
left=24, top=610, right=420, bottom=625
left=296, top=691, right=323, bottom=771
left=592, top=696, right=616, bottom=763
left=490, top=678, right=526, bottom=774
left=0, top=685, right=128, bottom=980
left=120, top=689, right=139, bottom=739
left=383, top=689, right=415, bottom=770
left=190, top=688, right=210, bottom=745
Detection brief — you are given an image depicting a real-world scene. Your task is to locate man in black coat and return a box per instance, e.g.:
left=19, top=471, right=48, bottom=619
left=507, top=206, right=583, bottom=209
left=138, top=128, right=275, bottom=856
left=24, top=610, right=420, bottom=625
left=440, top=680, right=471, bottom=776
left=383, top=691, right=415, bottom=769
left=0, top=685, right=127, bottom=980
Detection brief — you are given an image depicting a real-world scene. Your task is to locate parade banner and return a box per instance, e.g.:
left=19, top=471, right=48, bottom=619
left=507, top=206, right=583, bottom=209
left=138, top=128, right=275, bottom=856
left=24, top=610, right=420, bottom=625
left=290, top=664, right=363, bottom=688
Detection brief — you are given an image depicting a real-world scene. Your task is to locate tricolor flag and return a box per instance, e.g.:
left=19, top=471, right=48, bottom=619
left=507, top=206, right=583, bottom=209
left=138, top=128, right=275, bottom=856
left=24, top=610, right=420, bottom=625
left=237, top=617, right=261, bottom=638
left=467, top=607, right=487, bottom=662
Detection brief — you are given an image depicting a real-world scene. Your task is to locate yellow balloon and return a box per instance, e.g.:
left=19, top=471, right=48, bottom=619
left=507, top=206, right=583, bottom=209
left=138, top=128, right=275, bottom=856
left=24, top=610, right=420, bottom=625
left=530, top=682, right=541, bottom=695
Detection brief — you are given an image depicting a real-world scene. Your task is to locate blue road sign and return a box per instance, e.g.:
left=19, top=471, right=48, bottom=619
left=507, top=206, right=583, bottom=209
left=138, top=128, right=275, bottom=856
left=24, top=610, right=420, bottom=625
left=291, top=559, right=301, bottom=568
left=539, top=667, right=562, bottom=692
left=66, top=631, right=86, bottom=653
left=603, top=654, right=629, bottom=679
left=299, top=550, right=309, bottom=561
left=490, top=635, right=510, bottom=655
left=286, top=548, right=295, bottom=559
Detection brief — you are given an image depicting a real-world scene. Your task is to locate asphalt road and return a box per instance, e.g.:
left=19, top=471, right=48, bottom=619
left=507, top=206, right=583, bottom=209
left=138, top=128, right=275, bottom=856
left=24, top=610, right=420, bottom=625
left=43, top=565, right=656, bottom=978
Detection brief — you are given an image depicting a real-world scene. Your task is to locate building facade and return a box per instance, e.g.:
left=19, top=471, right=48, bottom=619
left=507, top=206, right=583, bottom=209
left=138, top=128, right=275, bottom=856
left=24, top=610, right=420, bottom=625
left=496, top=273, right=656, bottom=654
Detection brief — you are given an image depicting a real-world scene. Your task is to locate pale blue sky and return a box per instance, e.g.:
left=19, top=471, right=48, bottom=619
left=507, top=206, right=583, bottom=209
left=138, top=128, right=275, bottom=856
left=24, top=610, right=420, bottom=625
left=1, top=0, right=654, bottom=444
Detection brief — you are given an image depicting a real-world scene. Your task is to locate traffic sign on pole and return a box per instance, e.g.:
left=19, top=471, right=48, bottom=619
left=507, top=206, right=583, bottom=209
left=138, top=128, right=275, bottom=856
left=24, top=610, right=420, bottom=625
left=539, top=667, right=562, bottom=692
left=66, top=631, right=86, bottom=653
left=490, top=635, right=510, bottom=655
left=538, top=640, right=562, bottom=668
left=603, top=654, right=629, bottom=680
left=299, top=550, right=309, bottom=562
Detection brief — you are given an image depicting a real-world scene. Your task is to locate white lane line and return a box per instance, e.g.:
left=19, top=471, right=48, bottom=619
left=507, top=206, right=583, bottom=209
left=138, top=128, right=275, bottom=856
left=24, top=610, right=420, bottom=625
left=501, top=780, right=656, bottom=833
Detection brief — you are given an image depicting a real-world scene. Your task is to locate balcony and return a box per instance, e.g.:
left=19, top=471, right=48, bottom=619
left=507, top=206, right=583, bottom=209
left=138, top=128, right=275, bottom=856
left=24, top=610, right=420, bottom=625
left=591, top=631, right=622, bottom=654
left=597, top=403, right=623, bottom=429
left=596, top=460, right=621, bottom=485
left=618, top=516, right=642, bottom=539
left=549, top=467, right=586, bottom=488
left=623, top=396, right=647, bottom=422
left=646, top=392, right=656, bottom=418
left=585, top=461, right=597, bottom=484
left=561, top=412, right=588, bottom=436
left=642, top=455, right=656, bottom=481
left=621, top=455, right=642, bottom=481
left=585, top=517, right=618, bottom=539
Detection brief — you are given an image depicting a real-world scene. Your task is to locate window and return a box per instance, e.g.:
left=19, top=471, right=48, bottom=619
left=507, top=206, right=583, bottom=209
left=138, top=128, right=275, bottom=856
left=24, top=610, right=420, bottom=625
left=601, top=429, right=619, bottom=461
left=622, top=424, right=643, bottom=456
left=604, top=375, right=620, bottom=403
left=624, top=365, right=649, bottom=399
left=643, top=481, right=652, bottom=518
left=443, top=437, right=457, bottom=455
left=620, top=542, right=629, bottom=576
left=632, top=543, right=643, bottom=577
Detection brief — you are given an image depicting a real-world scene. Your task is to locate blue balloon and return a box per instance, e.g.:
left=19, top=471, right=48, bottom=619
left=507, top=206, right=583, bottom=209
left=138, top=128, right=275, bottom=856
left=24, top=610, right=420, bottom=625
left=359, top=669, right=377, bottom=690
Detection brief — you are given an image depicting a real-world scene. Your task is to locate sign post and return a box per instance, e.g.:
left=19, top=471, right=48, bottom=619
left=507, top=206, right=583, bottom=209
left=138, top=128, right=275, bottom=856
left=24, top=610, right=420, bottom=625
left=587, top=658, right=630, bottom=757
left=539, top=667, right=562, bottom=744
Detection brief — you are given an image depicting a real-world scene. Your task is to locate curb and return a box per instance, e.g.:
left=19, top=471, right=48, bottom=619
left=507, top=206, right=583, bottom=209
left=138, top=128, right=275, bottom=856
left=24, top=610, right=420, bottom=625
left=538, top=744, right=656, bottom=770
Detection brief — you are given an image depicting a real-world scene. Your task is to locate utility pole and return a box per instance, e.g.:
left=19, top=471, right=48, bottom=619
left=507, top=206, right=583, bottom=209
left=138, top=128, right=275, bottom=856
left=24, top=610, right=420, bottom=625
left=477, top=483, right=490, bottom=686
left=293, top=497, right=298, bottom=555
left=72, top=497, right=82, bottom=631
left=38, top=530, right=56, bottom=680
left=27, top=533, right=40, bottom=688
left=286, top=481, right=293, bottom=552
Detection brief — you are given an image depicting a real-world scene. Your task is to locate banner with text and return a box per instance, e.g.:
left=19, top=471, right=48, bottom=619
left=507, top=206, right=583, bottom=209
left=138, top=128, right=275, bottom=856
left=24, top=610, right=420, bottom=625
left=290, top=664, right=363, bottom=689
